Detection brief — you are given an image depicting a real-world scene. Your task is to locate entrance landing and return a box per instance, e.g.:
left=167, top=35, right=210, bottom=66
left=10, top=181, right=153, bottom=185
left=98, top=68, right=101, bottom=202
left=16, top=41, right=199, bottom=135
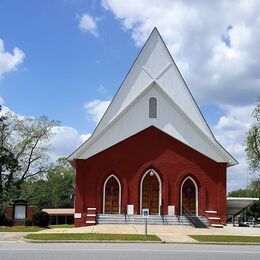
left=97, top=214, right=191, bottom=225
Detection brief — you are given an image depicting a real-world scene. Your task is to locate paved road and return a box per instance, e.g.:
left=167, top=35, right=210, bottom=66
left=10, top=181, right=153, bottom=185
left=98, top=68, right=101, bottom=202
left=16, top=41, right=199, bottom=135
left=0, top=242, right=260, bottom=260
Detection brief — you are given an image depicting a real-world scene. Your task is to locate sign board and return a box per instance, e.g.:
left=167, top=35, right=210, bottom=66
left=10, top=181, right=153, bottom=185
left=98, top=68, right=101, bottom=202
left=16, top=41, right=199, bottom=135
left=142, top=208, right=149, bottom=218
left=74, top=213, right=82, bottom=219
left=127, top=205, right=134, bottom=215
left=168, top=205, right=175, bottom=216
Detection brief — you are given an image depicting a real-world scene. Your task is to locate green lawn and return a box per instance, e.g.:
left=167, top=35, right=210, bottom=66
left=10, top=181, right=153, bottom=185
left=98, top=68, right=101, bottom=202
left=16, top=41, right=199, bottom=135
left=0, top=224, right=74, bottom=232
left=190, top=235, right=260, bottom=243
left=0, top=226, right=46, bottom=232
left=25, top=233, right=161, bottom=241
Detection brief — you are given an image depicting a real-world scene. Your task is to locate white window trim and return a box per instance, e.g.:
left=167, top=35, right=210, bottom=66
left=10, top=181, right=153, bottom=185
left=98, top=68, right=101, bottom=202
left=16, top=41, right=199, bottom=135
left=14, top=204, right=26, bottom=220
left=180, top=176, right=198, bottom=216
left=140, top=169, right=162, bottom=215
left=103, top=174, right=121, bottom=214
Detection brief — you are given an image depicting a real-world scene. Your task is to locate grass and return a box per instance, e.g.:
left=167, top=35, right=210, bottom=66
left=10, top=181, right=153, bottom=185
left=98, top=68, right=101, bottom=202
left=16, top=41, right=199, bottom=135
left=24, top=233, right=161, bottom=241
left=49, top=224, right=74, bottom=228
left=190, top=235, right=260, bottom=243
left=0, top=226, right=46, bottom=232
left=0, top=224, right=74, bottom=232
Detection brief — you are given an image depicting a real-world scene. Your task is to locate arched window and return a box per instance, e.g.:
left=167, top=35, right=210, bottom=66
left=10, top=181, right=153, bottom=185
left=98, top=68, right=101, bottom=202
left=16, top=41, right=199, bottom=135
left=103, top=175, right=121, bottom=214
left=149, top=97, right=157, bottom=118
left=180, top=176, right=198, bottom=216
left=140, top=169, right=162, bottom=215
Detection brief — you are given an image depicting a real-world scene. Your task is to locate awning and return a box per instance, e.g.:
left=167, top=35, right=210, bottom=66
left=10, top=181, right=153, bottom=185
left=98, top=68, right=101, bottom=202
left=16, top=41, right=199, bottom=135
left=227, top=197, right=259, bottom=219
left=42, top=208, right=75, bottom=216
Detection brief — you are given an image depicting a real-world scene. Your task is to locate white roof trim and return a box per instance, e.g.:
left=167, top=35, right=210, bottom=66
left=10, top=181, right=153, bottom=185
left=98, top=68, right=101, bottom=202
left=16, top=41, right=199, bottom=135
left=68, top=28, right=237, bottom=167
left=69, top=82, right=236, bottom=165
left=227, top=197, right=259, bottom=201
left=70, top=81, right=155, bottom=160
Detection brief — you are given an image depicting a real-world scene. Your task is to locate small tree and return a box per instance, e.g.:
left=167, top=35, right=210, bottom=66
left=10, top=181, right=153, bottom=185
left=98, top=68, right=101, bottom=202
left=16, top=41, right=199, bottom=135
left=0, top=106, right=19, bottom=209
left=21, top=158, right=75, bottom=210
left=0, top=106, right=59, bottom=210
left=245, top=98, right=260, bottom=175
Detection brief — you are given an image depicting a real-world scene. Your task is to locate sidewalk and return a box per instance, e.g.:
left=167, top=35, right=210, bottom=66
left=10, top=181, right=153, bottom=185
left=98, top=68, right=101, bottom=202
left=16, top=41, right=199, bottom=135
left=0, top=232, right=28, bottom=242
left=36, top=224, right=260, bottom=243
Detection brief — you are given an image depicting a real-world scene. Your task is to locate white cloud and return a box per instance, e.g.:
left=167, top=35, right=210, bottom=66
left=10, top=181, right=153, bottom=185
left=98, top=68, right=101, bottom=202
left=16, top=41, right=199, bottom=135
left=84, top=99, right=111, bottom=124
left=212, top=104, right=255, bottom=191
left=79, top=14, right=99, bottom=37
left=0, top=38, right=25, bottom=79
left=102, top=0, right=260, bottom=106
left=49, top=126, right=91, bottom=161
left=0, top=103, right=22, bottom=118
left=102, top=0, right=260, bottom=191
left=0, top=104, right=90, bottom=162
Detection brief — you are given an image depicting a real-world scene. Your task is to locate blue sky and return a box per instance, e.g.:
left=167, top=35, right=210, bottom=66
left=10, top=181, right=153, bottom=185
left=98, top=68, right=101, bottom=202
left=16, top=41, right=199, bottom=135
left=0, top=0, right=139, bottom=132
left=0, top=0, right=259, bottom=191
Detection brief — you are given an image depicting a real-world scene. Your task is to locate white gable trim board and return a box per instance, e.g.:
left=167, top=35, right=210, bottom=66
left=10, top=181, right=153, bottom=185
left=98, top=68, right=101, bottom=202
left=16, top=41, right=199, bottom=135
left=70, top=84, right=236, bottom=164
left=68, top=28, right=237, bottom=167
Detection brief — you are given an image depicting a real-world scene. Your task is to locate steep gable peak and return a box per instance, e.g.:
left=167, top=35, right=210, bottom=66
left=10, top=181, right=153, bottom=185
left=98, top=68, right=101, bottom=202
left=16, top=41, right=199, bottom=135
left=68, top=27, right=237, bottom=167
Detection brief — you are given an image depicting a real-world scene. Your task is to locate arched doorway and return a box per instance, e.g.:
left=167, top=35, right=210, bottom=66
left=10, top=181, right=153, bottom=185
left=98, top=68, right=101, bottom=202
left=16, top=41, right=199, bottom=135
left=103, top=175, right=121, bottom=214
left=140, top=169, right=161, bottom=215
left=180, top=176, right=198, bottom=216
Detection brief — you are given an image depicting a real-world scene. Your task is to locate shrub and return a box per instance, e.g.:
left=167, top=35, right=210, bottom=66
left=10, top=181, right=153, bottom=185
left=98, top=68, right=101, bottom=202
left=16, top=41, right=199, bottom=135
left=32, top=211, right=50, bottom=227
left=5, top=216, right=13, bottom=226
left=24, top=218, right=33, bottom=226
left=0, top=212, right=6, bottom=226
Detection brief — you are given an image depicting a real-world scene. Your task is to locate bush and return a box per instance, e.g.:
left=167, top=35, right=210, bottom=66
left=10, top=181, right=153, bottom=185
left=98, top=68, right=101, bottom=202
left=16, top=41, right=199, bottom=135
left=5, top=216, right=13, bottom=226
left=0, top=212, right=12, bottom=226
left=24, top=218, right=33, bottom=226
left=32, top=211, right=50, bottom=227
left=0, top=212, right=6, bottom=225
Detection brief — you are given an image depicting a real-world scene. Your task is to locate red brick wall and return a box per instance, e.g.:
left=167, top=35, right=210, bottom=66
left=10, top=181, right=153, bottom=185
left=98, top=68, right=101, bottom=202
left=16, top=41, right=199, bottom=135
left=74, top=126, right=227, bottom=227
left=6, top=206, right=13, bottom=218
left=6, top=205, right=35, bottom=226
left=27, top=206, right=34, bottom=219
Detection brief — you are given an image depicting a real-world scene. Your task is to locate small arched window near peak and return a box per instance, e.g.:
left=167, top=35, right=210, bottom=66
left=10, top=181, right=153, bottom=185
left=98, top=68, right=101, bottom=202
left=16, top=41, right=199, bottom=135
left=149, top=97, right=157, bottom=118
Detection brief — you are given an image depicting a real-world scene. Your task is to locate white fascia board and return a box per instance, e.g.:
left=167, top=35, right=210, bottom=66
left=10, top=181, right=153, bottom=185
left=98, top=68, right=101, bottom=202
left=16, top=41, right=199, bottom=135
left=68, top=82, right=155, bottom=160
left=157, top=64, right=214, bottom=141
left=73, top=84, right=237, bottom=165
left=227, top=197, right=259, bottom=201
left=68, top=28, right=237, bottom=166
left=155, top=84, right=238, bottom=166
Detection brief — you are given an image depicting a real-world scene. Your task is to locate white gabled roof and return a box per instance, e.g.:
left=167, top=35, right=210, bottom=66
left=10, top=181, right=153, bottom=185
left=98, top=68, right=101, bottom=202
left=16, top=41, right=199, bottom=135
left=68, top=28, right=238, bottom=167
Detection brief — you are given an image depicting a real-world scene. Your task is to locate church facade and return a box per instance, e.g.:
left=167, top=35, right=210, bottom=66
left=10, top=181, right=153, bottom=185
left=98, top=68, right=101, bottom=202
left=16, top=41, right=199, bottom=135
left=68, top=28, right=237, bottom=227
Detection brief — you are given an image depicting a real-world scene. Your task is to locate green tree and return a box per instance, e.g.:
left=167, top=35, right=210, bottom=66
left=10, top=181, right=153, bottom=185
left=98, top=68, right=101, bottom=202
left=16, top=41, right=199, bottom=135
left=0, top=106, right=20, bottom=209
left=21, top=158, right=75, bottom=210
left=245, top=98, right=260, bottom=175
left=228, top=188, right=252, bottom=197
left=0, top=108, right=58, bottom=210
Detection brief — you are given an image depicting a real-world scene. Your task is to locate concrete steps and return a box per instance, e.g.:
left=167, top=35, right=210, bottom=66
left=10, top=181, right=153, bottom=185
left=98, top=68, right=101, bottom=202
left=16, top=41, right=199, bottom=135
left=97, top=214, right=207, bottom=225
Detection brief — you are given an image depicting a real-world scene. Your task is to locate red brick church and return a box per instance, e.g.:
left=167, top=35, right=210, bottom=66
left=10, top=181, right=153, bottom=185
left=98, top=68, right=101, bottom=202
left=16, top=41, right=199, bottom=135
left=68, top=28, right=237, bottom=227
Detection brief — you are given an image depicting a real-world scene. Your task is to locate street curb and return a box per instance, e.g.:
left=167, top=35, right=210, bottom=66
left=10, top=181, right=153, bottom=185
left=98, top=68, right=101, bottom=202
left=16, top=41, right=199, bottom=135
left=162, top=241, right=260, bottom=245
left=21, top=237, right=260, bottom=245
left=21, top=237, right=162, bottom=244
left=190, top=242, right=260, bottom=245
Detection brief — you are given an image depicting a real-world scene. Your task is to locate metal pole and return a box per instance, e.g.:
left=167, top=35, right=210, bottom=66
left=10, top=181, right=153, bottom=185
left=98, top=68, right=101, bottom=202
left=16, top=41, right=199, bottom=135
left=145, top=218, right=147, bottom=236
